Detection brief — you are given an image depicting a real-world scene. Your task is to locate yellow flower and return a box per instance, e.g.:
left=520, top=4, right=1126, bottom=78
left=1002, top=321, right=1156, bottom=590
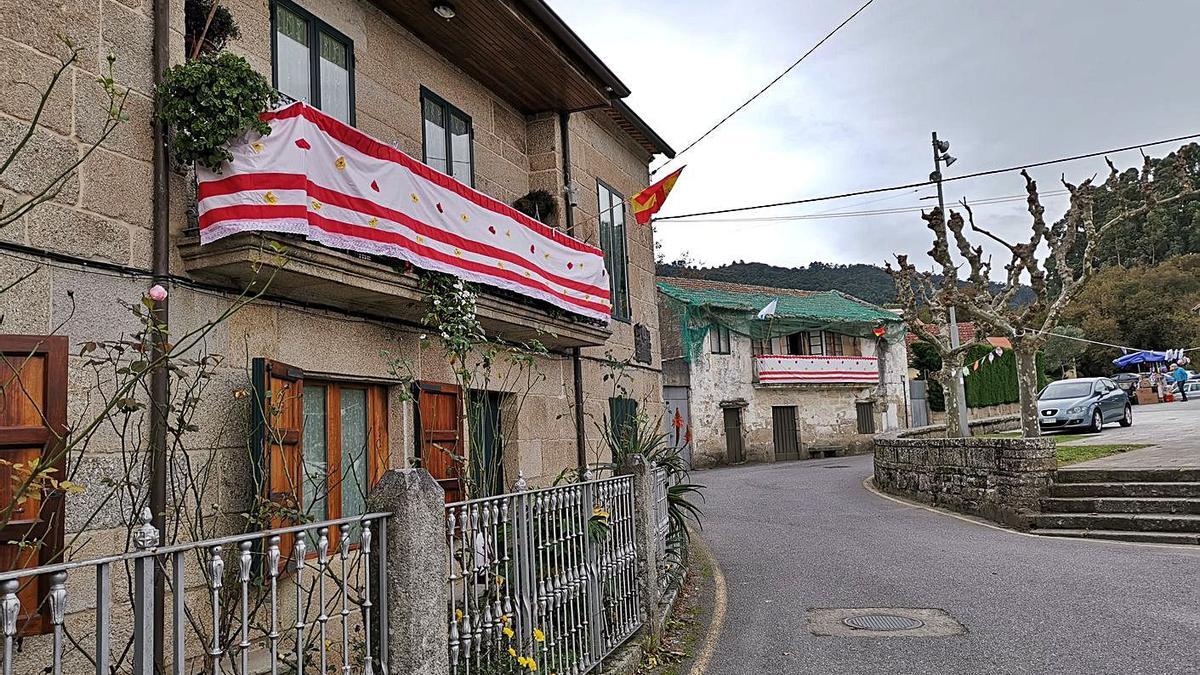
left=592, top=507, right=609, bottom=519
left=500, top=614, right=511, bottom=624
left=527, top=657, right=538, bottom=671
left=517, top=657, right=529, bottom=668
left=263, top=191, right=278, bottom=205
left=454, top=609, right=463, bottom=621
left=507, top=647, right=517, bottom=658
left=334, top=156, right=347, bottom=171
left=496, top=576, right=506, bottom=587
left=502, top=626, right=514, bottom=639
left=250, top=141, right=264, bottom=153
left=533, top=628, right=545, bottom=643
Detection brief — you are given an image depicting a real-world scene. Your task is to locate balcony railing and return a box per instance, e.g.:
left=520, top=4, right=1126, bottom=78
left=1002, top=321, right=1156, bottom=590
left=754, top=355, right=879, bottom=385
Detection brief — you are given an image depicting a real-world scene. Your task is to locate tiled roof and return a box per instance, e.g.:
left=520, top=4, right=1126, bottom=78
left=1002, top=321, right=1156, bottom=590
left=656, top=277, right=899, bottom=324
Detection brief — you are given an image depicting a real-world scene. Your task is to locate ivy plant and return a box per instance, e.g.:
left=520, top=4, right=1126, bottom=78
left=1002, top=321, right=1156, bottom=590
left=156, top=52, right=279, bottom=172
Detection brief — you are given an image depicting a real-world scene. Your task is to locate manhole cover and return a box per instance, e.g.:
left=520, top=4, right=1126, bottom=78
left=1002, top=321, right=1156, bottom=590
left=842, top=614, right=925, bottom=631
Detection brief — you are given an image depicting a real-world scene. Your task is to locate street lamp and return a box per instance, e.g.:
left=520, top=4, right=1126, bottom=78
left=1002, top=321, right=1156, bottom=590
left=931, top=131, right=970, bottom=437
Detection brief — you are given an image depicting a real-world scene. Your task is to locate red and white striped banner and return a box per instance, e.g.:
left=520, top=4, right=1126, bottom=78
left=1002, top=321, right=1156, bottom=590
left=755, top=355, right=879, bottom=384
left=196, top=102, right=611, bottom=322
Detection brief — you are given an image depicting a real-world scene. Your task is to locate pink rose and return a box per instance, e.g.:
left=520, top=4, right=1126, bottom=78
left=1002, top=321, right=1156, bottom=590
left=148, top=284, right=168, bottom=302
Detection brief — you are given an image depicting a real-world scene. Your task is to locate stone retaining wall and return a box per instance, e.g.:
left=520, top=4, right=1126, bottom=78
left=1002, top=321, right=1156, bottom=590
left=873, top=416, right=1056, bottom=529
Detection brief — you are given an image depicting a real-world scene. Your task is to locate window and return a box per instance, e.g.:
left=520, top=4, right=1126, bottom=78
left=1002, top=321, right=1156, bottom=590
left=825, top=331, right=844, bottom=356
left=271, top=0, right=354, bottom=124
left=710, top=325, right=731, bottom=354
left=421, top=89, right=474, bottom=186
left=597, top=181, right=630, bottom=321
left=0, top=335, right=67, bottom=636
left=806, top=331, right=824, bottom=356
left=254, top=359, right=388, bottom=557
left=609, top=397, right=639, bottom=450
left=751, top=337, right=774, bottom=356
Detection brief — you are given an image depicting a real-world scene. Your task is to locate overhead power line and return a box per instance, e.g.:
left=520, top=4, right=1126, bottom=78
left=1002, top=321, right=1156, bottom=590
left=653, top=0, right=877, bottom=174
left=667, top=189, right=1071, bottom=224
left=654, top=131, right=1200, bottom=221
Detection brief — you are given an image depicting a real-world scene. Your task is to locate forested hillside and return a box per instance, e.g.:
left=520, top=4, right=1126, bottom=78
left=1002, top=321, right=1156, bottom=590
left=656, top=259, right=1035, bottom=306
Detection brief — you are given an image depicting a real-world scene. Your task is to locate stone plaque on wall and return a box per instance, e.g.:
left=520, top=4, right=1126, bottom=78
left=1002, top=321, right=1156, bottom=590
left=634, top=323, right=652, bottom=364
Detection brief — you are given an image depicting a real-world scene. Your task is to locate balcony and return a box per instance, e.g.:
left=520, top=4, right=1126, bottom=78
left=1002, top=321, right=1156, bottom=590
left=177, top=231, right=612, bottom=349
left=754, top=355, right=879, bottom=386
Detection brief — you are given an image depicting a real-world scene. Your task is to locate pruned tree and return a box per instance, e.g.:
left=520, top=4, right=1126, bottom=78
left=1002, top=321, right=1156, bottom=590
left=911, top=149, right=1200, bottom=437
left=887, top=243, right=990, bottom=437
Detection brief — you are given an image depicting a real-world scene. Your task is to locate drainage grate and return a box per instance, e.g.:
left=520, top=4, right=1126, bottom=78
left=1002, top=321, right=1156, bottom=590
left=842, top=614, right=925, bottom=631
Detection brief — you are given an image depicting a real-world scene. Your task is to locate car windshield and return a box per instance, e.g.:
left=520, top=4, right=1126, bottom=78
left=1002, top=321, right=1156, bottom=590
left=1040, top=381, right=1094, bottom=400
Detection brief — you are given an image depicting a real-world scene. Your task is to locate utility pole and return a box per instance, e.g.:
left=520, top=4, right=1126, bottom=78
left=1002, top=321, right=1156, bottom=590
left=931, top=131, right=970, bottom=437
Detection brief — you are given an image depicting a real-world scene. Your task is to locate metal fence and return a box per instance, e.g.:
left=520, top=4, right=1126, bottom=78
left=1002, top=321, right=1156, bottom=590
left=446, top=475, right=642, bottom=674
left=0, top=508, right=390, bottom=675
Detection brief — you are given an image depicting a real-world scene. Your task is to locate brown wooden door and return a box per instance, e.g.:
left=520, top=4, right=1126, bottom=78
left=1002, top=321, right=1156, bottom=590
left=253, top=358, right=304, bottom=562
left=722, top=406, right=744, bottom=464
left=0, top=335, right=67, bottom=635
left=772, top=406, right=800, bottom=461
left=416, top=382, right=464, bottom=503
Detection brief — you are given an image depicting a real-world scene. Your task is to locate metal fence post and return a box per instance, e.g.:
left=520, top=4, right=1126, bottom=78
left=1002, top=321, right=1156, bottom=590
left=617, top=455, right=662, bottom=644
left=511, top=472, right=536, bottom=648
left=131, top=508, right=160, bottom=675
left=581, top=475, right=604, bottom=665
left=366, top=469, right=449, bottom=675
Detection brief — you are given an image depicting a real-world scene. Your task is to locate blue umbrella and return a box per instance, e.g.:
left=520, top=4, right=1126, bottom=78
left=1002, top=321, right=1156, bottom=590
left=1112, top=350, right=1167, bottom=369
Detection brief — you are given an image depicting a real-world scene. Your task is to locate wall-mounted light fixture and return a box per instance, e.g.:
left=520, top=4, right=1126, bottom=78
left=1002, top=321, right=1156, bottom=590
left=433, top=2, right=456, bottom=19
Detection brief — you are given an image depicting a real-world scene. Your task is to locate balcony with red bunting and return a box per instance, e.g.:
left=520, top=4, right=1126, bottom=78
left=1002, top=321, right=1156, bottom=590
left=178, top=102, right=614, bottom=349
left=753, top=355, right=881, bottom=386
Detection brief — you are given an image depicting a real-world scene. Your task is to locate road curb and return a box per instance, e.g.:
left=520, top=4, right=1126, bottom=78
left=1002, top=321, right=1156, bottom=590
left=685, top=528, right=727, bottom=675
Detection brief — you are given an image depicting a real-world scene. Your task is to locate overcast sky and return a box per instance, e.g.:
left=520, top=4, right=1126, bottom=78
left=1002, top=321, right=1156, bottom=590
left=550, top=0, right=1200, bottom=276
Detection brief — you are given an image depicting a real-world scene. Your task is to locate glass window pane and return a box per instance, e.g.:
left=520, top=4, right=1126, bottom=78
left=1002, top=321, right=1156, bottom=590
left=275, top=6, right=311, bottom=104
left=450, top=112, right=472, bottom=185
left=319, top=33, right=351, bottom=123
left=340, top=389, right=368, bottom=521
left=301, top=385, right=328, bottom=531
left=423, top=98, right=447, bottom=173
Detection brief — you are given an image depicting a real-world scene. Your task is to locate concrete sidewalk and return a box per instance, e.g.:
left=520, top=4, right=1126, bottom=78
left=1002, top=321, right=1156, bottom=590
left=1061, top=398, right=1200, bottom=468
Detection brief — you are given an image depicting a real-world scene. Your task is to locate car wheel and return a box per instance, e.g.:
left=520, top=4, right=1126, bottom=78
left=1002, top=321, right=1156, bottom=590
left=1090, top=409, right=1103, bottom=434
left=1119, top=404, right=1132, bottom=427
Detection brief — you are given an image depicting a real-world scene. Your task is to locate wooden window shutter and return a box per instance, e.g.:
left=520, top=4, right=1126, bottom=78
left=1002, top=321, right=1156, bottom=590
left=0, top=335, right=67, bottom=636
left=367, top=386, right=389, bottom=486
left=414, top=382, right=464, bottom=503
left=252, top=358, right=305, bottom=563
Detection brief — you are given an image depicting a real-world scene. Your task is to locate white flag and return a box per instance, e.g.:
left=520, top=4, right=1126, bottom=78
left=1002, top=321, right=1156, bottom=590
left=756, top=299, right=779, bottom=320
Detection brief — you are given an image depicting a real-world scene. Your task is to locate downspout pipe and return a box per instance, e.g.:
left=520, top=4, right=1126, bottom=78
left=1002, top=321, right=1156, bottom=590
left=560, top=110, right=589, bottom=473
left=150, top=0, right=171, bottom=667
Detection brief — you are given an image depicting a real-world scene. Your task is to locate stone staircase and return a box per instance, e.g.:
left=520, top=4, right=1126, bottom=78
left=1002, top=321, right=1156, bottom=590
left=1031, top=467, right=1200, bottom=545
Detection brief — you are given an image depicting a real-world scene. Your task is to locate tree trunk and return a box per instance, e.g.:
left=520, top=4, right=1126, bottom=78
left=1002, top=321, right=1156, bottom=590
left=1013, top=338, right=1042, bottom=438
left=940, top=351, right=968, bottom=438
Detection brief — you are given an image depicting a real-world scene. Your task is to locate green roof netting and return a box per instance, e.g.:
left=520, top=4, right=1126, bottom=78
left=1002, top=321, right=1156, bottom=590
left=657, top=280, right=904, bottom=362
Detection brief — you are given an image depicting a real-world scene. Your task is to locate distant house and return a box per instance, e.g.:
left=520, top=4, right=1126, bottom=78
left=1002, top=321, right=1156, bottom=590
left=657, top=278, right=908, bottom=468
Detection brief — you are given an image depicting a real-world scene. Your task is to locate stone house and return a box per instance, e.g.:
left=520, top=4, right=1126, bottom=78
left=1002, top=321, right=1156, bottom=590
left=0, top=0, right=672, bottom=634
left=657, top=278, right=909, bottom=467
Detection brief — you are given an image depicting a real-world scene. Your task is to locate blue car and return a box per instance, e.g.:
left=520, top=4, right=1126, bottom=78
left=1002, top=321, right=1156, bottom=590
left=1037, top=377, right=1132, bottom=433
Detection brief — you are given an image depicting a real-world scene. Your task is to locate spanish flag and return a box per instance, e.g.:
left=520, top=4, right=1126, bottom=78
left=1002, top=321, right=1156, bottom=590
left=630, top=166, right=684, bottom=225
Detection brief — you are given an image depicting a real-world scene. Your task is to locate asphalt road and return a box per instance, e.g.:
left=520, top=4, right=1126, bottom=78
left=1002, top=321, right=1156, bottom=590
left=694, top=456, right=1200, bottom=675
